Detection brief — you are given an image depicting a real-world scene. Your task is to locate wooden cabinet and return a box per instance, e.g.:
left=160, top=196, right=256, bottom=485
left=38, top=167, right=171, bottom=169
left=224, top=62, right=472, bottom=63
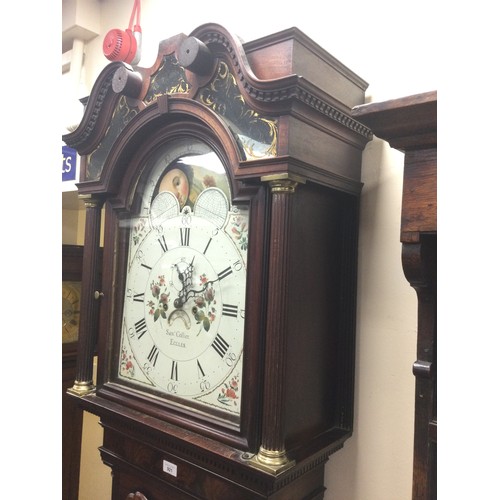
left=352, top=91, right=437, bottom=500
left=62, top=245, right=84, bottom=500
left=62, top=244, right=103, bottom=498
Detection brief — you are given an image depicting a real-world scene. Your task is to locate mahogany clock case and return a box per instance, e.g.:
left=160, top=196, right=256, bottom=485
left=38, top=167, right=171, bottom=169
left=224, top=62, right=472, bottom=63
left=63, top=23, right=372, bottom=499
left=94, top=114, right=359, bottom=456
left=99, top=121, right=268, bottom=452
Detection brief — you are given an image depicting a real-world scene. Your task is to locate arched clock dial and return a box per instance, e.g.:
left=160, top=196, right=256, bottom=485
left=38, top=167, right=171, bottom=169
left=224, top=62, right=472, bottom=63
left=118, top=138, right=249, bottom=418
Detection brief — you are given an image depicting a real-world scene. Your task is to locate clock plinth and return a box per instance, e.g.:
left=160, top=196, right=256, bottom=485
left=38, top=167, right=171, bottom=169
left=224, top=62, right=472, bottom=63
left=64, top=22, right=371, bottom=499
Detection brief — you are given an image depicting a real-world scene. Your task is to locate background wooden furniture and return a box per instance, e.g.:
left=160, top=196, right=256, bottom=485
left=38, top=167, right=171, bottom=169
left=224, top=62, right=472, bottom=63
left=62, top=244, right=103, bottom=499
left=352, top=91, right=437, bottom=500
left=62, top=245, right=85, bottom=500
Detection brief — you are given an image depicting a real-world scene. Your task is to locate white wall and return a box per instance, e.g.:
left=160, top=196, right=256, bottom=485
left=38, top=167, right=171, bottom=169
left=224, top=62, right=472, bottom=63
left=79, top=0, right=439, bottom=103
left=325, top=140, right=416, bottom=500
left=62, top=1, right=439, bottom=498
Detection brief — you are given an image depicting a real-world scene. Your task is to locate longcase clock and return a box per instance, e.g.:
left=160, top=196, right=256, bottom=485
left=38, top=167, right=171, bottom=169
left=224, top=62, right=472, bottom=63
left=63, top=23, right=372, bottom=499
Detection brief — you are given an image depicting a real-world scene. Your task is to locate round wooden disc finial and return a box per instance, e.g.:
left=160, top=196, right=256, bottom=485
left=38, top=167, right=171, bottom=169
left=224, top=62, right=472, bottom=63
left=177, top=36, right=215, bottom=76
left=112, top=65, right=143, bottom=97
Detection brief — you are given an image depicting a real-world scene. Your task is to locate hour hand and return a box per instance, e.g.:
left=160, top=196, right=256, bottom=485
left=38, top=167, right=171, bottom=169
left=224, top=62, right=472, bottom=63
left=177, top=255, right=194, bottom=282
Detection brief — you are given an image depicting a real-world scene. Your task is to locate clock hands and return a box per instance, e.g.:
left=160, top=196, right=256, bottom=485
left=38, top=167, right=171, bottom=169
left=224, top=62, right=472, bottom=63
left=173, top=256, right=220, bottom=309
left=182, top=277, right=219, bottom=303
left=173, top=256, right=195, bottom=309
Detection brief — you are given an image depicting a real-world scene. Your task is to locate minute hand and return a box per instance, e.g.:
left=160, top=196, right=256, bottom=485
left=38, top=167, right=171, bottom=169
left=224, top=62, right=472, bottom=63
left=185, top=265, right=233, bottom=301
left=183, top=277, right=220, bottom=302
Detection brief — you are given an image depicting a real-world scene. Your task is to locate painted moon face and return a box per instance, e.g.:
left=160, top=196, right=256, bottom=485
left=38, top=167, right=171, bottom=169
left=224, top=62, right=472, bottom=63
left=159, top=168, right=190, bottom=207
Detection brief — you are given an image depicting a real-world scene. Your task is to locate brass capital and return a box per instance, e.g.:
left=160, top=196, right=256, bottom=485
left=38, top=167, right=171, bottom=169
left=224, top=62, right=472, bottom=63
left=78, top=194, right=103, bottom=209
left=261, top=173, right=306, bottom=194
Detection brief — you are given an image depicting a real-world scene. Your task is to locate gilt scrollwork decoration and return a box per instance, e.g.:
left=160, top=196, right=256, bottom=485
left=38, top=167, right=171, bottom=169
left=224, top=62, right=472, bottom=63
left=144, top=54, right=191, bottom=105
left=86, top=95, right=139, bottom=180
left=197, top=61, right=278, bottom=160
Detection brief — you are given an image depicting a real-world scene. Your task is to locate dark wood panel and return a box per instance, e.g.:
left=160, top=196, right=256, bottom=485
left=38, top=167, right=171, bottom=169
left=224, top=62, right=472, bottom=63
left=351, top=91, right=436, bottom=151
left=62, top=350, right=83, bottom=500
left=401, top=149, right=437, bottom=238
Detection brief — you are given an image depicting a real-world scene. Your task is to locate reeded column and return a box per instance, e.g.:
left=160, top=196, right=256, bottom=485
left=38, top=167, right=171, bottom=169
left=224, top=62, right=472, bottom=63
left=68, top=194, right=104, bottom=396
left=252, top=173, right=304, bottom=474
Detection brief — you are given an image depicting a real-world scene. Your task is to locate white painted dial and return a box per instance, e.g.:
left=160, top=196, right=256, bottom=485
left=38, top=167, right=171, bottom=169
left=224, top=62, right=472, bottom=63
left=117, top=138, right=249, bottom=417
left=123, top=206, right=246, bottom=396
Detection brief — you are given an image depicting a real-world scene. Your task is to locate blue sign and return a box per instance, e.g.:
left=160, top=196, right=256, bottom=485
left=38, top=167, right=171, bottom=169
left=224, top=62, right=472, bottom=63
left=62, top=145, right=77, bottom=182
